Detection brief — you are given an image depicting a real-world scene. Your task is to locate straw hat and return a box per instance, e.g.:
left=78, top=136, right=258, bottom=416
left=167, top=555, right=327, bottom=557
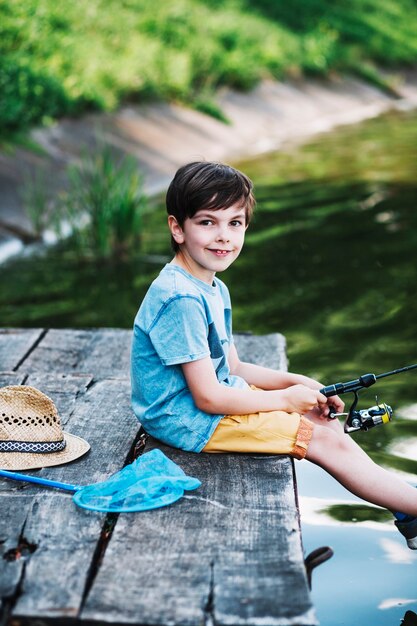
left=0, top=386, right=90, bottom=470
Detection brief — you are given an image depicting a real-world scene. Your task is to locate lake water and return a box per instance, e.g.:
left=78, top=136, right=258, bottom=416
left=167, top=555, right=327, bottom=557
left=237, top=109, right=417, bottom=626
left=1, top=108, right=417, bottom=625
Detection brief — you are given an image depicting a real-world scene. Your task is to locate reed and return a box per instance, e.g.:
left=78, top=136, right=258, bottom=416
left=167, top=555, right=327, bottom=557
left=60, top=147, right=147, bottom=259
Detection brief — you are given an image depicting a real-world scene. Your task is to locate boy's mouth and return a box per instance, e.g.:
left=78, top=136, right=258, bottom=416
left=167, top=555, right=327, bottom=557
left=208, top=249, right=232, bottom=257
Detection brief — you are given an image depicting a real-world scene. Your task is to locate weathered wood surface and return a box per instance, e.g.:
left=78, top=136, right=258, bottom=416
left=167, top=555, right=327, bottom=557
left=0, top=371, right=140, bottom=624
left=0, top=328, right=317, bottom=626
left=83, top=445, right=315, bottom=626
left=15, top=328, right=133, bottom=378
left=0, top=328, right=45, bottom=371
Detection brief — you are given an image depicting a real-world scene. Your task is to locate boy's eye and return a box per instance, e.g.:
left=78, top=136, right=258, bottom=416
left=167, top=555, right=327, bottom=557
left=199, top=219, right=214, bottom=226
left=230, top=220, right=243, bottom=227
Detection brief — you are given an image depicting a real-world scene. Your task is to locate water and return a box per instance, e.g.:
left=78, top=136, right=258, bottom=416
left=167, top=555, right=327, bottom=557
left=2, top=108, right=417, bottom=625
left=236, top=110, right=417, bottom=626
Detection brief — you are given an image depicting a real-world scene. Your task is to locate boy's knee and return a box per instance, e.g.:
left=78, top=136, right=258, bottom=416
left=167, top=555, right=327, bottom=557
left=307, top=423, right=347, bottom=459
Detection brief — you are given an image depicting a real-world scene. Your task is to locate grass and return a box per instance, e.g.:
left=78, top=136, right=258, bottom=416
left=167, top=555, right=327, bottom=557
left=54, top=146, right=148, bottom=259
left=1, top=0, right=417, bottom=137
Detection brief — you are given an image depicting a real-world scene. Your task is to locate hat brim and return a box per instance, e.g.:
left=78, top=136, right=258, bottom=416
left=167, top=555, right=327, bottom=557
left=0, top=432, right=90, bottom=471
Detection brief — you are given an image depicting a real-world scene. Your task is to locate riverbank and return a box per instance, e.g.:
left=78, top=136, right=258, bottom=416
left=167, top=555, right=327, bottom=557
left=1, top=69, right=417, bottom=263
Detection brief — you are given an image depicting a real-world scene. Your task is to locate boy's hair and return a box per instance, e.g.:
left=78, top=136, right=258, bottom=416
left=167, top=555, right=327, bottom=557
left=166, top=161, right=255, bottom=252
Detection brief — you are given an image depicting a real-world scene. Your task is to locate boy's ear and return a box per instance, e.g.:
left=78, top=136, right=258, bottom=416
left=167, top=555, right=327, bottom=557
left=168, top=215, right=185, bottom=245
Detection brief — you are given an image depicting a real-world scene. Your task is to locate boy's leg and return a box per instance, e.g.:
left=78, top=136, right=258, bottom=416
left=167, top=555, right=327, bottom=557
left=304, top=408, right=370, bottom=459
left=305, top=422, right=417, bottom=518
left=305, top=411, right=417, bottom=548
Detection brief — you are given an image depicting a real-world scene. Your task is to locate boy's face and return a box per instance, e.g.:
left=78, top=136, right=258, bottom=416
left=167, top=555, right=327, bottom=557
left=168, top=203, right=247, bottom=283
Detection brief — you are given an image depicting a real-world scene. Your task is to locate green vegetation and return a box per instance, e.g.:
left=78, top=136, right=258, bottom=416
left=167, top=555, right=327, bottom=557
left=322, top=503, right=393, bottom=524
left=56, top=147, right=147, bottom=259
left=19, top=144, right=147, bottom=259
left=20, top=168, right=52, bottom=241
left=1, top=0, right=417, bottom=137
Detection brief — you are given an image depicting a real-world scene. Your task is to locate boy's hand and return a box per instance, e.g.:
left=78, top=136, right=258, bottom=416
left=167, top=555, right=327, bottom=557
left=325, top=394, right=345, bottom=416
left=290, top=374, right=345, bottom=418
left=282, top=384, right=328, bottom=415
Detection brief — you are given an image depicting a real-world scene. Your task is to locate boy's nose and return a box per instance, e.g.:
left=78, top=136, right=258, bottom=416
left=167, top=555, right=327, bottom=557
left=216, top=228, right=230, bottom=242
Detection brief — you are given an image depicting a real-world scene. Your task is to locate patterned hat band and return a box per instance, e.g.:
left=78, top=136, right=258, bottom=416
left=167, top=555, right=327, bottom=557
left=0, top=439, right=67, bottom=454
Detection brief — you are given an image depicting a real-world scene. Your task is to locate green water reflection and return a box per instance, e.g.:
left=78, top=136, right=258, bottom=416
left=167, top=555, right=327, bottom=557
left=2, top=108, right=417, bottom=624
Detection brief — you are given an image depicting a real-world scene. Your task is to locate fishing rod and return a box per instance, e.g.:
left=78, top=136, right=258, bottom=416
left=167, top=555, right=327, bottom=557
left=319, top=363, right=417, bottom=434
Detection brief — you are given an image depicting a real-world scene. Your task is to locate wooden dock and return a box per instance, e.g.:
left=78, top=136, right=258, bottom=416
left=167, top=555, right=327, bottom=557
left=0, top=328, right=318, bottom=626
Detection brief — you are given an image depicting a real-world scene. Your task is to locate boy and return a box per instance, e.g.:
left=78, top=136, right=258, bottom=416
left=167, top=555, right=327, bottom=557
left=131, top=161, right=417, bottom=549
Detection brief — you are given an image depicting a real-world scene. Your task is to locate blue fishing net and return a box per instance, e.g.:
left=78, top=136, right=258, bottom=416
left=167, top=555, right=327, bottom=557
left=72, top=449, right=201, bottom=513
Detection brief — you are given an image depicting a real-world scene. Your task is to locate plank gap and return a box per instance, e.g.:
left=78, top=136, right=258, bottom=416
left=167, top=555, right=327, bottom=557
left=0, top=518, right=32, bottom=626
left=79, top=514, right=119, bottom=618
left=13, top=328, right=48, bottom=372
left=204, top=560, right=216, bottom=626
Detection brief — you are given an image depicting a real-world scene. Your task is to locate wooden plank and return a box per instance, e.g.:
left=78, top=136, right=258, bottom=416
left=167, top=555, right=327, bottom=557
left=0, top=328, right=45, bottom=371
left=19, top=329, right=132, bottom=378
left=234, top=333, right=287, bottom=371
left=0, top=501, right=29, bottom=616
left=0, top=373, right=92, bottom=619
left=82, top=445, right=316, bottom=626
left=1, top=372, right=141, bottom=624
left=0, top=371, right=26, bottom=387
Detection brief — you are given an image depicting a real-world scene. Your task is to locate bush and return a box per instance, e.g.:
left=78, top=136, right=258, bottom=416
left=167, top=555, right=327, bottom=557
left=0, top=57, right=73, bottom=132
left=1, top=0, right=417, bottom=137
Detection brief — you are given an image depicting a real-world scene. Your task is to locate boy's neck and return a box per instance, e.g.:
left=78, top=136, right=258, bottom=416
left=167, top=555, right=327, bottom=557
left=170, top=254, right=216, bottom=285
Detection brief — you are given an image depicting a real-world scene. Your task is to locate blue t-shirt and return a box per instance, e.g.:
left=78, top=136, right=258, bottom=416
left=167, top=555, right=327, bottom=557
left=131, top=264, right=249, bottom=452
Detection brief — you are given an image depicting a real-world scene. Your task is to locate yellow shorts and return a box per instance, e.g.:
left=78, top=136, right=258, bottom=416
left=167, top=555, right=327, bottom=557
left=203, top=407, right=313, bottom=460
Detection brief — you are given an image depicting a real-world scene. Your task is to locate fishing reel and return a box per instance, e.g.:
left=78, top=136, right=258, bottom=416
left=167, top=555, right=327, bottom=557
left=329, top=398, right=393, bottom=433
left=320, top=363, right=417, bottom=434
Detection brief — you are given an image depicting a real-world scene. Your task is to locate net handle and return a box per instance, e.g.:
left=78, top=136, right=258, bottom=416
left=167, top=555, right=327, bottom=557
left=0, top=469, right=79, bottom=492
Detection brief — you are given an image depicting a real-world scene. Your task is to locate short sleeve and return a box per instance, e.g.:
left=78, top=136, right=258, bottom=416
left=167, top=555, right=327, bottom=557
left=149, top=296, right=210, bottom=365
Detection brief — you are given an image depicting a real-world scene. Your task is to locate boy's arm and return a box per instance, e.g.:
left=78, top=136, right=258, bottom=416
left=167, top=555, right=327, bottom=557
left=228, top=344, right=345, bottom=415
left=182, top=356, right=328, bottom=416
left=228, top=344, right=320, bottom=390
